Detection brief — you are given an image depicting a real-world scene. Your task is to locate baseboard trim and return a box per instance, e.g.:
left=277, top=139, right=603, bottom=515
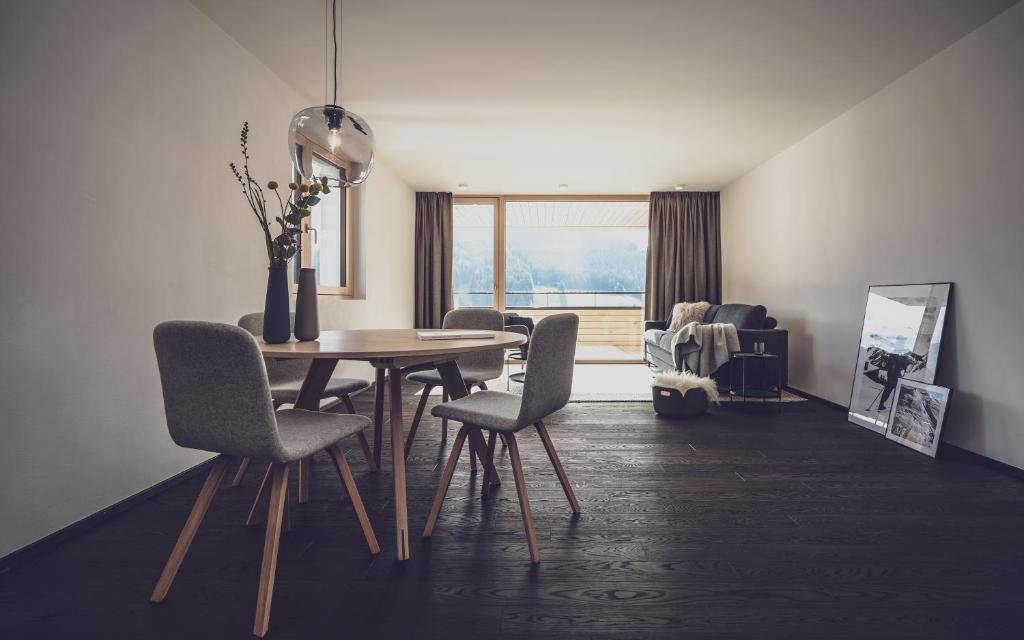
left=785, top=385, right=1024, bottom=481
left=941, top=443, right=1024, bottom=481
left=784, top=385, right=847, bottom=412
left=0, top=457, right=217, bottom=573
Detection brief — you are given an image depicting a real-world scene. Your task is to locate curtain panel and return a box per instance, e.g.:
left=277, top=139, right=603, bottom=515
left=644, top=191, right=722, bottom=321
left=414, top=192, right=454, bottom=328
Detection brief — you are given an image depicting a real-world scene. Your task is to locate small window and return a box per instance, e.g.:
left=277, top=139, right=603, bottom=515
left=293, top=142, right=354, bottom=295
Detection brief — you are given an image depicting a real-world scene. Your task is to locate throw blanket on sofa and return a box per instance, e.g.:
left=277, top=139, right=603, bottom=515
left=670, top=322, right=740, bottom=376
left=667, top=301, right=711, bottom=332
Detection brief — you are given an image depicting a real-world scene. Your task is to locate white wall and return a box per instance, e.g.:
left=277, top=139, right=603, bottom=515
left=0, top=0, right=414, bottom=557
left=722, top=3, right=1024, bottom=469
left=318, top=160, right=416, bottom=380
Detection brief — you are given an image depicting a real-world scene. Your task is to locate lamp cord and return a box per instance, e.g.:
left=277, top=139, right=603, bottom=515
left=332, top=0, right=339, bottom=105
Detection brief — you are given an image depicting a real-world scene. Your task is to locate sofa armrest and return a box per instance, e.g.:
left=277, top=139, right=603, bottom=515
left=644, top=320, right=668, bottom=332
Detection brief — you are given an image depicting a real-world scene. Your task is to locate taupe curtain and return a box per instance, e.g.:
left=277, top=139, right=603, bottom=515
left=644, top=191, right=722, bottom=321
left=414, top=192, right=453, bottom=328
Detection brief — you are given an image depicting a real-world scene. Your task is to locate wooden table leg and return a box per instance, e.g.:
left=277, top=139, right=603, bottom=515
left=435, top=360, right=501, bottom=488
left=291, top=359, right=337, bottom=509
left=294, top=359, right=339, bottom=411
left=372, top=367, right=386, bottom=470
left=483, top=431, right=497, bottom=497
left=387, top=367, right=410, bottom=560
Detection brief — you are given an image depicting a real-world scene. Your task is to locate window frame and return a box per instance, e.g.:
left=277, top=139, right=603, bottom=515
left=292, top=133, right=355, bottom=297
left=452, top=194, right=649, bottom=311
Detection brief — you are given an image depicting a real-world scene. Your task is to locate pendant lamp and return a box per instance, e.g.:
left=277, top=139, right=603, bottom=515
left=289, top=0, right=374, bottom=186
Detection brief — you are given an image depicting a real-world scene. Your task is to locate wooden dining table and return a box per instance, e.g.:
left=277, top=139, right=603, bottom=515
left=259, top=328, right=527, bottom=560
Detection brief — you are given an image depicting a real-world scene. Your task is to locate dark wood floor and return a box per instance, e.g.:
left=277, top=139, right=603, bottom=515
left=3, top=386, right=1024, bottom=639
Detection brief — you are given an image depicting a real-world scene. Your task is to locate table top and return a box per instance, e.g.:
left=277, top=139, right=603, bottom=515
left=258, top=329, right=526, bottom=360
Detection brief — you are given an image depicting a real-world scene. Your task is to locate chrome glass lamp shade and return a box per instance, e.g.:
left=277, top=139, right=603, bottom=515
left=288, top=105, right=374, bottom=186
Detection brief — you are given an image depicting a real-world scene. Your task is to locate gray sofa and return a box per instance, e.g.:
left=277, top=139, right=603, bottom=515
left=643, top=303, right=789, bottom=389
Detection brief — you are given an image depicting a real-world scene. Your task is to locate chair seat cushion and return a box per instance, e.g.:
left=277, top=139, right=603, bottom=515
left=273, top=409, right=370, bottom=462
left=270, top=377, right=370, bottom=404
left=407, top=368, right=497, bottom=386
left=430, top=390, right=526, bottom=432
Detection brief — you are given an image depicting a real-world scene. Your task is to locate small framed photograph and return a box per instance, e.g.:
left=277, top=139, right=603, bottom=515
left=885, top=379, right=951, bottom=458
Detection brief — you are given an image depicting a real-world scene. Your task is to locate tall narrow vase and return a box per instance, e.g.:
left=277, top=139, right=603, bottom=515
left=294, top=268, right=320, bottom=341
left=263, top=264, right=291, bottom=344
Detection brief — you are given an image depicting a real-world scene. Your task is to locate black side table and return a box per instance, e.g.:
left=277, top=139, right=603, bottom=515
left=728, top=352, right=782, bottom=412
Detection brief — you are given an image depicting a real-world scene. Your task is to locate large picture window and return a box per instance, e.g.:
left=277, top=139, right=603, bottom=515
left=452, top=195, right=648, bottom=361
left=452, top=198, right=496, bottom=308
left=504, top=200, right=647, bottom=309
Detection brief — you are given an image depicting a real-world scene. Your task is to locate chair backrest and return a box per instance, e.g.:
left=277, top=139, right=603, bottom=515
left=442, top=308, right=505, bottom=378
left=238, top=312, right=309, bottom=385
left=517, top=313, right=579, bottom=425
left=153, top=321, right=286, bottom=460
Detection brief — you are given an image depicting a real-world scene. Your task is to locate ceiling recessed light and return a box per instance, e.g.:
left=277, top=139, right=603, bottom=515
left=673, top=184, right=686, bottom=191
left=457, top=183, right=469, bottom=191
left=558, top=183, right=569, bottom=190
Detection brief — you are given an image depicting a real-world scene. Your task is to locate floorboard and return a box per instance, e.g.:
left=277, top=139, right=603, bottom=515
left=2, top=382, right=1023, bottom=639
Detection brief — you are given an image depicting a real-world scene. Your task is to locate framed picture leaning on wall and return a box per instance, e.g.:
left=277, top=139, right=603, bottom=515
left=885, top=379, right=951, bottom=457
left=848, top=282, right=951, bottom=434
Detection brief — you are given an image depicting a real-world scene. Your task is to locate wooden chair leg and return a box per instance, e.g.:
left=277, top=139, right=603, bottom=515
left=253, top=463, right=288, bottom=638
left=467, top=398, right=478, bottom=473
left=231, top=457, right=251, bottom=488
left=355, top=431, right=376, bottom=472
left=404, top=384, right=433, bottom=461
left=441, top=388, right=449, bottom=442
left=298, top=457, right=311, bottom=505
left=423, top=426, right=468, bottom=538
left=467, top=428, right=500, bottom=487
left=506, top=433, right=541, bottom=563
left=327, top=445, right=381, bottom=555
left=535, top=421, right=581, bottom=514
left=338, top=394, right=377, bottom=471
left=151, top=456, right=230, bottom=602
left=246, top=464, right=275, bottom=527
left=483, top=431, right=498, bottom=497
left=373, top=368, right=386, bottom=469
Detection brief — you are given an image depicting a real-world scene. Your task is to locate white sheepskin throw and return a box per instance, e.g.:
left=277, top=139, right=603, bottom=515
left=667, top=301, right=711, bottom=332
left=653, top=371, right=721, bottom=404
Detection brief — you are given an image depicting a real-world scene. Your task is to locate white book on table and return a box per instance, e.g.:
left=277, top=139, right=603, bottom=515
left=416, top=330, right=495, bottom=341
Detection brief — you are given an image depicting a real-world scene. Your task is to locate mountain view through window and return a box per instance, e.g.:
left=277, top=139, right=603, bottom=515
left=453, top=200, right=648, bottom=309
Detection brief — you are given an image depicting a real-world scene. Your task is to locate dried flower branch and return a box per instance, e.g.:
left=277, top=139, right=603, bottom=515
left=229, top=122, right=332, bottom=267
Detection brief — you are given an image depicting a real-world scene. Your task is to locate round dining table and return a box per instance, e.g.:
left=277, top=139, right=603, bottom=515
left=259, top=328, right=526, bottom=560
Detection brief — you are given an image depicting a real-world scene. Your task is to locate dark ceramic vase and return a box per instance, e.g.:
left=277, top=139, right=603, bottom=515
left=294, top=267, right=320, bottom=341
left=263, top=264, right=291, bottom=344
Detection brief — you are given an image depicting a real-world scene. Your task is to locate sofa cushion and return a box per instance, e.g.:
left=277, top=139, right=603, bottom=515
left=705, top=304, right=767, bottom=330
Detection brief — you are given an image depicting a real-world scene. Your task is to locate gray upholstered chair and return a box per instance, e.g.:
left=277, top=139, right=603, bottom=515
left=403, top=308, right=505, bottom=460
left=422, top=313, right=581, bottom=563
left=151, top=321, right=379, bottom=637
left=232, top=312, right=375, bottom=488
